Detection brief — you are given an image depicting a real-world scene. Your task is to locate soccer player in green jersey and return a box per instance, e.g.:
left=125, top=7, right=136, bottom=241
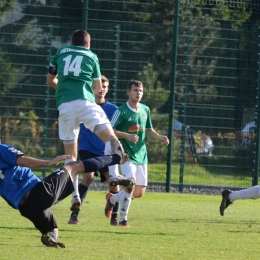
left=105, top=80, right=169, bottom=227
left=68, top=76, right=121, bottom=225
left=46, top=29, right=127, bottom=212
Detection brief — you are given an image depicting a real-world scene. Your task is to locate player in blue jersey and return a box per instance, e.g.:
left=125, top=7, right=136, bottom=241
left=68, top=76, right=121, bottom=225
left=0, top=143, right=128, bottom=248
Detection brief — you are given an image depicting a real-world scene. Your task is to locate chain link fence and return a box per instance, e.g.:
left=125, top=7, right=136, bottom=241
left=1, top=0, right=260, bottom=190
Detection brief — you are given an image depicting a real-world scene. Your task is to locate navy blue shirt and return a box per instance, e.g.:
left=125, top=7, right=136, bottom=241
left=0, top=144, right=41, bottom=209
left=78, top=101, right=118, bottom=155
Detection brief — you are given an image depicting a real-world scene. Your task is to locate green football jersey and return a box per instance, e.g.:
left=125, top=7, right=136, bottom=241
left=49, top=45, right=101, bottom=107
left=110, top=102, right=153, bottom=164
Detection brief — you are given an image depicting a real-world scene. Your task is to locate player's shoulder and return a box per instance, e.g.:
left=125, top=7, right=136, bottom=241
left=139, top=103, right=150, bottom=112
left=106, top=101, right=118, bottom=109
left=117, top=102, right=128, bottom=110
left=57, top=45, right=97, bottom=57
left=118, top=102, right=127, bottom=107
left=0, top=144, right=24, bottom=155
left=57, top=45, right=73, bottom=52
left=0, top=144, right=13, bottom=151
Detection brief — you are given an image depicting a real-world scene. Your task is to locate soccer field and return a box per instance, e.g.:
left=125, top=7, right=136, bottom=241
left=1, top=191, right=260, bottom=260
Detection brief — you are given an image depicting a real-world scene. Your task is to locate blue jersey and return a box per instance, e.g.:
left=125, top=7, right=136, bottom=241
left=0, top=144, right=41, bottom=209
left=78, top=101, right=118, bottom=155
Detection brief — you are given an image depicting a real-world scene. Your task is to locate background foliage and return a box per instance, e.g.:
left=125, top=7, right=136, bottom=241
left=1, top=0, right=260, bottom=188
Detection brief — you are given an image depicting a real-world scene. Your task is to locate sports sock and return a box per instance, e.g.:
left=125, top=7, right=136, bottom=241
left=229, top=185, right=260, bottom=201
left=71, top=184, right=89, bottom=218
left=110, top=191, right=122, bottom=204
left=79, top=183, right=89, bottom=202
left=82, top=155, right=120, bottom=173
left=111, top=191, right=119, bottom=220
left=119, top=190, right=132, bottom=222
left=71, top=175, right=79, bottom=199
left=48, top=231, right=57, bottom=242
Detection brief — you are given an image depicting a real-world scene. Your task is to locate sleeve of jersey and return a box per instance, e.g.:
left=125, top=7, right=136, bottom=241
left=48, top=56, right=57, bottom=75
left=0, top=145, right=24, bottom=166
left=109, top=109, right=122, bottom=128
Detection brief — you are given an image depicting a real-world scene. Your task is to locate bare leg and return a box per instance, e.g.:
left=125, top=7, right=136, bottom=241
left=63, top=142, right=81, bottom=211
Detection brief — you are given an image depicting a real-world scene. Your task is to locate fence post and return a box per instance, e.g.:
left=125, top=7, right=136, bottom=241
left=113, top=25, right=120, bottom=104
left=179, top=26, right=190, bottom=192
left=253, top=29, right=260, bottom=186
left=166, top=0, right=180, bottom=192
left=82, top=0, right=89, bottom=30
left=42, top=24, right=53, bottom=178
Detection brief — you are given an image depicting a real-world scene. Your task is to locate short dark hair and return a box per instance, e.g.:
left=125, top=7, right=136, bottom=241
left=127, top=80, right=143, bottom=91
left=71, top=29, right=90, bottom=46
left=101, top=75, right=109, bottom=86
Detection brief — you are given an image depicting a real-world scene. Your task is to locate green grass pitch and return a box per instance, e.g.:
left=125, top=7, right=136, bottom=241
left=1, top=191, right=260, bottom=259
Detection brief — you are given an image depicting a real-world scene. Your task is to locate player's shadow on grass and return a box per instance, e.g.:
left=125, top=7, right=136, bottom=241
left=59, top=228, right=169, bottom=236
left=95, top=230, right=170, bottom=236
left=0, top=226, right=36, bottom=231
left=167, top=218, right=260, bottom=225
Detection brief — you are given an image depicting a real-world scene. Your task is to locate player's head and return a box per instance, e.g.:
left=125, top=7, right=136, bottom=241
left=94, top=75, right=109, bottom=100
left=101, top=75, right=109, bottom=87
left=127, top=80, right=143, bottom=102
left=71, top=29, right=90, bottom=48
left=127, top=80, right=143, bottom=91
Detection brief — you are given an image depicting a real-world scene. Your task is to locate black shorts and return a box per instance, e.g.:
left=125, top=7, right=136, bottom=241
left=78, top=150, right=108, bottom=183
left=19, top=167, right=74, bottom=234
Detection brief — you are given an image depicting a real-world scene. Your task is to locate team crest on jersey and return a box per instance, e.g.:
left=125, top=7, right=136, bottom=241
left=8, top=147, right=23, bottom=155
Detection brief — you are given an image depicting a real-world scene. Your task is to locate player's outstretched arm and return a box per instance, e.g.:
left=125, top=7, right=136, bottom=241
left=16, top=155, right=70, bottom=168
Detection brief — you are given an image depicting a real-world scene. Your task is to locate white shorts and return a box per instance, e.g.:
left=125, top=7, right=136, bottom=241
left=58, top=99, right=109, bottom=141
left=120, top=162, right=147, bottom=186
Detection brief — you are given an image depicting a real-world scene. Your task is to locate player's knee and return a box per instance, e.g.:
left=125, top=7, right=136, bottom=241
left=94, top=123, right=111, bottom=134
left=110, top=186, right=120, bottom=193
left=63, top=139, right=76, bottom=144
left=81, top=172, right=94, bottom=186
left=133, top=193, right=143, bottom=198
left=133, top=188, right=146, bottom=198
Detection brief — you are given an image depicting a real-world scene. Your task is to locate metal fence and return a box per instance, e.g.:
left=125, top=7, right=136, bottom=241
left=1, top=0, right=260, bottom=191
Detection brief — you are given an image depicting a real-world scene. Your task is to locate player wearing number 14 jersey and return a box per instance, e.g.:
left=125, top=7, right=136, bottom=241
left=46, top=29, right=128, bottom=213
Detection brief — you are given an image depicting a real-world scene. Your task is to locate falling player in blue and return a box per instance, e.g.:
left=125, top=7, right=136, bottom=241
left=0, top=143, right=128, bottom=248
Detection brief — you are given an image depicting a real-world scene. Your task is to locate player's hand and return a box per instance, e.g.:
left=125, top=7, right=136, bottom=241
left=126, top=134, right=139, bottom=144
left=159, top=135, right=169, bottom=145
left=47, top=155, right=71, bottom=166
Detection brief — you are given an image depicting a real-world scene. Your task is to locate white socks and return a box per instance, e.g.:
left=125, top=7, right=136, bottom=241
left=110, top=190, right=132, bottom=222
left=110, top=191, right=122, bottom=204
left=48, top=231, right=57, bottom=241
left=229, top=185, right=260, bottom=202
left=71, top=175, right=79, bottom=199
left=119, top=191, right=132, bottom=222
